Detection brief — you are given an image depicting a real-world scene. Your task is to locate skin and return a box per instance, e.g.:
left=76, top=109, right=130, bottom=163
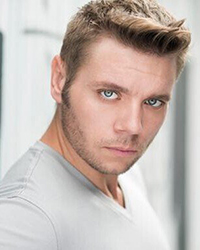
left=41, top=37, right=177, bottom=207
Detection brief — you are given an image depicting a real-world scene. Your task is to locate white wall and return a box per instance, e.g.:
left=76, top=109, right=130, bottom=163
left=0, top=0, right=88, bottom=177
left=159, top=1, right=200, bottom=249
left=184, top=1, right=200, bottom=249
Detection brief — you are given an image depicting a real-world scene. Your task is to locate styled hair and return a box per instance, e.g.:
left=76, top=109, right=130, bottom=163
left=60, top=0, right=191, bottom=97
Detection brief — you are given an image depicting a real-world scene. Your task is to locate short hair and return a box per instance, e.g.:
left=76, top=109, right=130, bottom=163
left=60, top=0, right=191, bottom=97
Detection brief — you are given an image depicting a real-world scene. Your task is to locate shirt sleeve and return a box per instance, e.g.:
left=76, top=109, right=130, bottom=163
left=0, top=197, right=58, bottom=250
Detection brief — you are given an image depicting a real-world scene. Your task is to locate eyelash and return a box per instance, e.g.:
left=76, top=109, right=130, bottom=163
left=144, top=99, right=165, bottom=108
left=98, top=90, right=120, bottom=100
left=97, top=90, right=166, bottom=108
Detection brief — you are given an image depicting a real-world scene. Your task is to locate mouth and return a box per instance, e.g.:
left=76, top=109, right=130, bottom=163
left=104, top=146, right=137, bottom=157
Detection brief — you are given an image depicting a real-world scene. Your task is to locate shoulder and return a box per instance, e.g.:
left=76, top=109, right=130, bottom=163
left=0, top=196, right=58, bottom=249
left=0, top=141, right=69, bottom=202
left=0, top=143, right=44, bottom=198
left=0, top=143, right=61, bottom=249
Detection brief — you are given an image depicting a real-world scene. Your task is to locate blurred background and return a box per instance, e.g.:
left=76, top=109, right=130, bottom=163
left=0, top=0, right=199, bottom=250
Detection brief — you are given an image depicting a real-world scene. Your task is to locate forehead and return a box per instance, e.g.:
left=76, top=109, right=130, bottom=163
left=79, top=37, right=177, bottom=89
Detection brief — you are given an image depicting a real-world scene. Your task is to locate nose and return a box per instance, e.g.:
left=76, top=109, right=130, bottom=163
left=113, top=103, right=143, bottom=135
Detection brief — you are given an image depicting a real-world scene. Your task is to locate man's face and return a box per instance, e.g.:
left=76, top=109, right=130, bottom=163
left=61, top=37, right=177, bottom=175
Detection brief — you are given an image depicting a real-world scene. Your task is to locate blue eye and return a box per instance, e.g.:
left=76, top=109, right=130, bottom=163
left=145, top=99, right=163, bottom=107
left=101, top=90, right=118, bottom=100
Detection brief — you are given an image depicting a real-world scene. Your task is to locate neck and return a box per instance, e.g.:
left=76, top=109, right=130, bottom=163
left=41, top=110, right=125, bottom=207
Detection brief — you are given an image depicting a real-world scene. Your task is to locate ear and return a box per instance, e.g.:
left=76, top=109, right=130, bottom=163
left=51, top=55, right=66, bottom=104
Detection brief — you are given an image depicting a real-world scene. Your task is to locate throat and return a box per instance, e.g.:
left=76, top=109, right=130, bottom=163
left=105, top=181, right=125, bottom=208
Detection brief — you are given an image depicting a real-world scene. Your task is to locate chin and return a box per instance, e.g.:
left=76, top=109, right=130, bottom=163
left=91, top=162, right=136, bottom=176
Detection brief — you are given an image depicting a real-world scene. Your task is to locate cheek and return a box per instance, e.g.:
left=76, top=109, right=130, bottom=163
left=143, top=109, right=167, bottom=136
left=73, top=93, right=115, bottom=128
left=71, top=100, right=115, bottom=143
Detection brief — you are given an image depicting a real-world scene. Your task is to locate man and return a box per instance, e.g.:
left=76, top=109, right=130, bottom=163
left=0, top=0, right=191, bottom=249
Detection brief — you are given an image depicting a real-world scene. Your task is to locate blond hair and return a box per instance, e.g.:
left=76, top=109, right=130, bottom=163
left=60, top=0, right=191, bottom=93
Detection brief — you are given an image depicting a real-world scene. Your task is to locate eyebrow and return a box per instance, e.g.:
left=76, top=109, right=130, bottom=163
left=89, top=81, right=130, bottom=94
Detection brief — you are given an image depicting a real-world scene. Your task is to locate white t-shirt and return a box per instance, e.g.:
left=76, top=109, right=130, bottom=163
left=0, top=141, right=170, bottom=250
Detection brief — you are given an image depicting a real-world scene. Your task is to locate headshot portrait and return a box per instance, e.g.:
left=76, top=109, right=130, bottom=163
left=0, top=0, right=198, bottom=250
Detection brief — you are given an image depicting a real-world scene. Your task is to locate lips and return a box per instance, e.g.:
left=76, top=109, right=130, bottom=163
left=107, top=147, right=135, bottom=152
left=104, top=146, right=137, bottom=156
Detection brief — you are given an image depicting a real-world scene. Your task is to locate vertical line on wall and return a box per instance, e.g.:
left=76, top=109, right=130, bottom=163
left=173, top=66, right=188, bottom=250
left=0, top=32, right=3, bottom=178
